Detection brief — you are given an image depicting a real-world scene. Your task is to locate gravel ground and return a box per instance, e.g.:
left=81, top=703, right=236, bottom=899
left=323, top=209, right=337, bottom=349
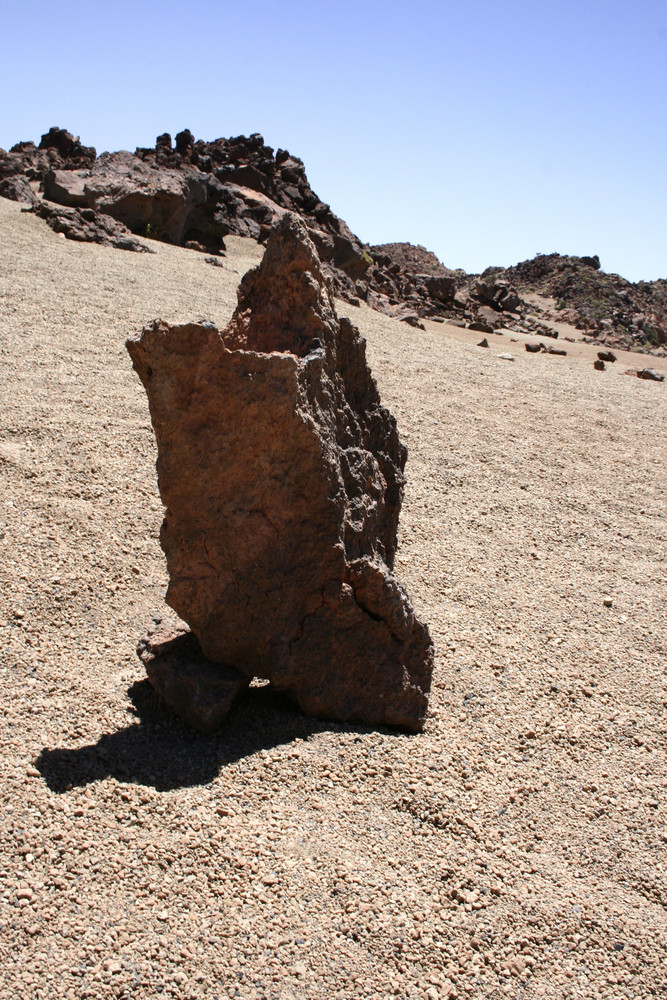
left=1, top=195, right=666, bottom=1000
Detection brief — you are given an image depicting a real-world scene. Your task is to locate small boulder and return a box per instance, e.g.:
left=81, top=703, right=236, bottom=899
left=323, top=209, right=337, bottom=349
left=597, top=350, right=616, bottom=363
left=594, top=359, right=606, bottom=371
left=138, top=629, right=250, bottom=734
left=425, top=274, right=456, bottom=303
left=477, top=337, right=490, bottom=348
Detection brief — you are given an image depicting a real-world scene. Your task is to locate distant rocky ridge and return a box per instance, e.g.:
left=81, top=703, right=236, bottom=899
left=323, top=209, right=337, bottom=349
left=2, top=127, right=665, bottom=353
left=498, top=253, right=667, bottom=353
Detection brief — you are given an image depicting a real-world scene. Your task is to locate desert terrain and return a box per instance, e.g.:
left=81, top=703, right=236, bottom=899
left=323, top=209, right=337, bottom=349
left=1, top=195, right=666, bottom=999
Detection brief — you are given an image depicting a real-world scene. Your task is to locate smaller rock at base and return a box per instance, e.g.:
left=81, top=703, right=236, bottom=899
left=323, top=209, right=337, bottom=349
left=637, top=368, right=665, bottom=382
left=138, top=628, right=250, bottom=733
left=594, top=359, right=606, bottom=371
left=525, top=342, right=541, bottom=353
left=0, top=175, right=37, bottom=204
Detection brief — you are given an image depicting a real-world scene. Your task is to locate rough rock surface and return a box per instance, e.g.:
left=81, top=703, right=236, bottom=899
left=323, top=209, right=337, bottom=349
left=127, top=214, right=433, bottom=730
left=0, top=175, right=37, bottom=204
left=5, top=125, right=666, bottom=351
left=137, top=628, right=250, bottom=734
left=27, top=202, right=154, bottom=252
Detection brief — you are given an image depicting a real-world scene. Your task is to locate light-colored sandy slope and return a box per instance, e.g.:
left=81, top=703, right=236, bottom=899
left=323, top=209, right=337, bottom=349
left=0, top=195, right=666, bottom=1000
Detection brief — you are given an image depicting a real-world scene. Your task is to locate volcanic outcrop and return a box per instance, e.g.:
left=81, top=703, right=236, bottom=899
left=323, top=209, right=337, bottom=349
left=6, top=126, right=663, bottom=353
left=127, top=215, right=433, bottom=731
left=28, top=202, right=153, bottom=252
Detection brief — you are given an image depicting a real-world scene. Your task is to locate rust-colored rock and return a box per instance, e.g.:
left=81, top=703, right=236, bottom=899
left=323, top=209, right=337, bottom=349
left=127, top=214, right=433, bottom=731
left=138, top=628, right=250, bottom=734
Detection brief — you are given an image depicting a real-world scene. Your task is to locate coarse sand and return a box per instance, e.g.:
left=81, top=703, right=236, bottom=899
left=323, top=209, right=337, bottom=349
left=0, top=196, right=666, bottom=999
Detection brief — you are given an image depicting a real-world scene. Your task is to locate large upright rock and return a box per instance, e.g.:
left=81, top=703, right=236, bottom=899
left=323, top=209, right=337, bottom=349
left=127, top=214, right=433, bottom=731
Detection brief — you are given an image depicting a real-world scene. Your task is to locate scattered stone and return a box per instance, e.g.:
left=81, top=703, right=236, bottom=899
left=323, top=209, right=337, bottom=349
left=603, top=596, right=613, bottom=608
left=184, top=239, right=208, bottom=252
left=472, top=277, right=521, bottom=313
left=498, top=353, right=514, bottom=361
left=525, top=342, right=542, bottom=353
left=477, top=337, right=489, bottom=348
left=594, top=359, right=606, bottom=371
left=398, top=311, right=426, bottom=330
left=623, top=367, right=665, bottom=381
left=546, top=345, right=567, bottom=356
left=204, top=256, right=224, bottom=267
left=127, top=215, right=433, bottom=731
left=469, top=320, right=493, bottom=334
left=137, top=628, right=250, bottom=734
left=598, top=350, right=617, bottom=363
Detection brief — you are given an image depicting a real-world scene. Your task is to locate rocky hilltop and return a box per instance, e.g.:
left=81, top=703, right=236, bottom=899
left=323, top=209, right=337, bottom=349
left=482, top=253, right=667, bottom=353
left=2, top=127, right=665, bottom=353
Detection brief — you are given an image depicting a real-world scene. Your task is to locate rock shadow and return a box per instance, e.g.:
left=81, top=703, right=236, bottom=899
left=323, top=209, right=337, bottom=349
left=36, top=680, right=373, bottom=793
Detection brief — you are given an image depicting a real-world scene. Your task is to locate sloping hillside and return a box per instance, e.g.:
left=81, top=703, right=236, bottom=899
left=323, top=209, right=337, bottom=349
left=3, top=127, right=665, bottom=354
left=1, top=197, right=666, bottom=999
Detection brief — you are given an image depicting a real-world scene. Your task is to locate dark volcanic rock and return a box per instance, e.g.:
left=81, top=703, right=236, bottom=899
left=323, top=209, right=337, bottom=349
left=39, top=127, right=96, bottom=163
left=138, top=628, right=250, bottom=734
left=0, top=175, right=37, bottom=204
left=1, top=127, right=97, bottom=188
left=127, top=215, right=433, bottom=731
left=43, top=169, right=91, bottom=206
left=28, top=202, right=154, bottom=252
left=472, top=278, right=521, bottom=313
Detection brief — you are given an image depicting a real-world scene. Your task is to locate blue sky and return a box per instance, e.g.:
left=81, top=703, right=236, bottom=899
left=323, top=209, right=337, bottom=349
left=2, top=0, right=665, bottom=280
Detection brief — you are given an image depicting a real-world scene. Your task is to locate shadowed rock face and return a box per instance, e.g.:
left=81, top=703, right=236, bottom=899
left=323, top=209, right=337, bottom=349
left=127, top=214, right=433, bottom=731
